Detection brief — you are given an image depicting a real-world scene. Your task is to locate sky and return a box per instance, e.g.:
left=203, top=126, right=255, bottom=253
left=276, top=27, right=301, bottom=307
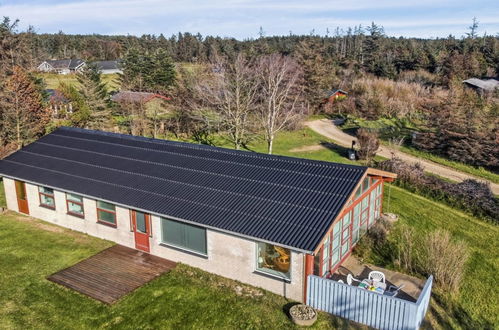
left=0, top=0, right=498, bottom=39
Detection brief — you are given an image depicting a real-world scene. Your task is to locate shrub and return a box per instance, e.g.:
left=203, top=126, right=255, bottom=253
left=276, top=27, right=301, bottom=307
left=377, top=157, right=499, bottom=223
left=393, top=225, right=417, bottom=273
left=393, top=225, right=468, bottom=293
left=356, top=128, right=379, bottom=163
left=417, top=230, right=468, bottom=292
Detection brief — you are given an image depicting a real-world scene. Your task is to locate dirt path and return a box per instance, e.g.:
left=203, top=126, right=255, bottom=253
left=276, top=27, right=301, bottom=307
left=306, top=119, right=499, bottom=194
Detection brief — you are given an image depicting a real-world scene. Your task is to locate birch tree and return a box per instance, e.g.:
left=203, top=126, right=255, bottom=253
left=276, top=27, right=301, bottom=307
left=256, top=54, right=305, bottom=154
left=195, top=53, right=258, bottom=150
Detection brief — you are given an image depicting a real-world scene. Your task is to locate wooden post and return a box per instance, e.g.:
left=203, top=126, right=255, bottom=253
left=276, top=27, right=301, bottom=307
left=303, top=254, right=315, bottom=303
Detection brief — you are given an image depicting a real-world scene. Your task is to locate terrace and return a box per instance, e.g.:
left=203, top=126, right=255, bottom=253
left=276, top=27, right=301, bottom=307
left=307, top=255, right=433, bottom=330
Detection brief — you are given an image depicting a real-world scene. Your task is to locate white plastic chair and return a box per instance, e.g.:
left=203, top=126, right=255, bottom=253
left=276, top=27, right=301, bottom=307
left=346, top=274, right=361, bottom=285
left=368, top=271, right=386, bottom=284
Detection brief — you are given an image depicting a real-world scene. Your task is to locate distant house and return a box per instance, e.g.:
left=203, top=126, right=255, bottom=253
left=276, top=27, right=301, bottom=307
left=324, top=89, right=348, bottom=103
left=45, top=89, right=72, bottom=117
left=38, top=59, right=86, bottom=74
left=323, top=89, right=348, bottom=112
left=93, top=60, right=123, bottom=74
left=463, top=78, right=499, bottom=94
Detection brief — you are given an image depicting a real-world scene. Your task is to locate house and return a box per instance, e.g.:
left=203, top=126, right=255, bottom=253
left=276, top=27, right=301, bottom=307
left=324, top=89, right=348, bottom=104
left=0, top=127, right=396, bottom=302
left=38, top=59, right=86, bottom=74
left=463, top=78, right=499, bottom=94
left=45, top=89, right=73, bottom=117
left=93, top=60, right=123, bottom=74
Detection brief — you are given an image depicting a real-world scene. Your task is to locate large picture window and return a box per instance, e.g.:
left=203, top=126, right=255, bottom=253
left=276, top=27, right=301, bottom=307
left=39, top=186, right=55, bottom=209
left=97, top=201, right=116, bottom=226
left=161, top=218, right=207, bottom=255
left=256, top=242, right=291, bottom=280
left=66, top=193, right=84, bottom=218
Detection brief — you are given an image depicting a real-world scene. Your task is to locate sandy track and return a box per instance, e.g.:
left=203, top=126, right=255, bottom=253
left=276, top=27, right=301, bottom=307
left=306, top=119, right=499, bottom=194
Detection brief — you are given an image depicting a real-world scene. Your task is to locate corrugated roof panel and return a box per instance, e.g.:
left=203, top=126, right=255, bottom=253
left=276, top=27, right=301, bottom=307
left=0, top=127, right=369, bottom=252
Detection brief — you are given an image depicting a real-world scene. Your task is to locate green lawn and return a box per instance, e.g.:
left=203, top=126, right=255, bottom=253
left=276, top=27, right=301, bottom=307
left=39, top=73, right=120, bottom=91
left=0, top=211, right=352, bottom=329
left=380, top=185, right=499, bottom=329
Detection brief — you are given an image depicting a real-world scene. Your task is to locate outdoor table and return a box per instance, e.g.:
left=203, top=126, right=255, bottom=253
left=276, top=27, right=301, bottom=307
left=358, top=279, right=386, bottom=294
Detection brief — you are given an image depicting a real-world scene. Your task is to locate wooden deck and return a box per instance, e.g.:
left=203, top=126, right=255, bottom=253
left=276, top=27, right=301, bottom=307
left=48, top=245, right=176, bottom=304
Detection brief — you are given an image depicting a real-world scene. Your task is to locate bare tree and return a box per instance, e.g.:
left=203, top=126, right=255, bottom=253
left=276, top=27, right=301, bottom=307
left=255, top=54, right=305, bottom=154
left=194, top=53, right=258, bottom=150
left=356, top=128, right=379, bottom=163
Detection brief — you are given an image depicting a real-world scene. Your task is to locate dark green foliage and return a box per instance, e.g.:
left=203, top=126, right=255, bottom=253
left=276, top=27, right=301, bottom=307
left=120, top=48, right=176, bottom=93
left=414, top=92, right=498, bottom=169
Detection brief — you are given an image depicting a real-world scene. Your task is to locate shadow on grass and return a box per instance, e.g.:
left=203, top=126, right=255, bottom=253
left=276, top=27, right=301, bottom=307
left=320, top=141, right=353, bottom=158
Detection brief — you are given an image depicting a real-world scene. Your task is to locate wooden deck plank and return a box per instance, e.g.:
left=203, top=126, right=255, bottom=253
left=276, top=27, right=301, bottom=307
left=47, top=245, right=176, bottom=304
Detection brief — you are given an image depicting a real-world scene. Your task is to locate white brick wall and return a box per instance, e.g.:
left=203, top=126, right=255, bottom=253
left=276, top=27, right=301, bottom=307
left=2, top=177, right=305, bottom=301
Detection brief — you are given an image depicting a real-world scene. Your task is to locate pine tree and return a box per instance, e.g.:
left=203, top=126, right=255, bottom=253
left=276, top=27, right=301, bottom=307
left=75, top=64, right=111, bottom=129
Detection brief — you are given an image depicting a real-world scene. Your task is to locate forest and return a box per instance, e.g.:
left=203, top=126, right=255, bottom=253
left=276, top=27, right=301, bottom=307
left=0, top=17, right=498, bottom=170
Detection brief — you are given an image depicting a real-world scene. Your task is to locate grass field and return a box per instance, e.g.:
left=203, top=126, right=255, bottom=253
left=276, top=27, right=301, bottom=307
left=39, top=73, right=121, bottom=91
left=380, top=185, right=498, bottom=329
left=1, top=128, right=497, bottom=329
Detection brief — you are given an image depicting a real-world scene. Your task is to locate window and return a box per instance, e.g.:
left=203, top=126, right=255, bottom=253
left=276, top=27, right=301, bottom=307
left=96, top=201, right=116, bottom=226
left=256, top=242, right=291, bottom=280
left=362, top=177, right=370, bottom=194
left=39, top=186, right=55, bottom=209
left=369, top=189, right=377, bottom=227
left=161, top=218, right=207, bottom=255
left=66, top=193, right=84, bottom=217
left=322, top=236, right=330, bottom=276
left=352, top=203, right=361, bottom=244
left=341, top=212, right=351, bottom=257
left=331, top=220, right=341, bottom=268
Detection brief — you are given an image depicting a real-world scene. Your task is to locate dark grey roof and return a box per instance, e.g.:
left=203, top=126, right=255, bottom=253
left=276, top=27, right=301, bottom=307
left=93, top=60, right=121, bottom=71
left=45, top=59, right=85, bottom=70
left=0, top=127, right=367, bottom=252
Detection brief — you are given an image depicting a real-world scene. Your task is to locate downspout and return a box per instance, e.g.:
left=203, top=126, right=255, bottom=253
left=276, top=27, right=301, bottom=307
left=303, top=254, right=314, bottom=303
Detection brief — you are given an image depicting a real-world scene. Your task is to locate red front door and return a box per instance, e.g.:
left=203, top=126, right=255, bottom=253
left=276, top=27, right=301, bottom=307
left=131, top=210, right=150, bottom=252
left=15, top=180, right=29, bottom=215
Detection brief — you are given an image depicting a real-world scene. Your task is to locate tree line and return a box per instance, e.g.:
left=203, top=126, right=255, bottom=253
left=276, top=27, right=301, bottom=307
left=1, top=17, right=498, bottom=168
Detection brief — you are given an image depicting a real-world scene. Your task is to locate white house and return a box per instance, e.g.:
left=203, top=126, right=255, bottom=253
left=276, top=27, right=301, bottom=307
left=38, top=59, right=86, bottom=74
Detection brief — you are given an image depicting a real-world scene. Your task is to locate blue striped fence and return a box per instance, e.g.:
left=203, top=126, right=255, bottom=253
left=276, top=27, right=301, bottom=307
left=306, top=275, right=433, bottom=330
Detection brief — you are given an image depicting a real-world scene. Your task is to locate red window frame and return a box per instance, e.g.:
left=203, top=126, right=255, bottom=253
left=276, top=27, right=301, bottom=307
left=96, top=201, right=117, bottom=227
left=38, top=187, right=55, bottom=209
left=66, top=193, right=85, bottom=218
